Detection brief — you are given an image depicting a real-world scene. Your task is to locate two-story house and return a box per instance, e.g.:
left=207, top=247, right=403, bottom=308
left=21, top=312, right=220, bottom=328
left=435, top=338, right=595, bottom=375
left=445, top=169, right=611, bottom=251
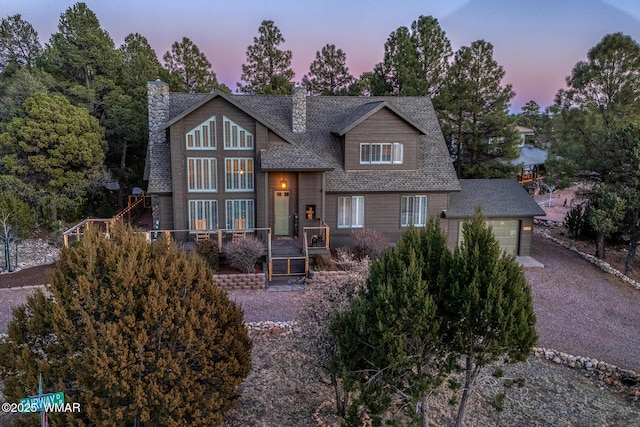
left=145, top=81, right=544, bottom=258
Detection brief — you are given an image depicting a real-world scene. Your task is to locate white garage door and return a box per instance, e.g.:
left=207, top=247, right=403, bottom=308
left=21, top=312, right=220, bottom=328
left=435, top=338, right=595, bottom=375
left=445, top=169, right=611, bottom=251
left=458, top=219, right=520, bottom=256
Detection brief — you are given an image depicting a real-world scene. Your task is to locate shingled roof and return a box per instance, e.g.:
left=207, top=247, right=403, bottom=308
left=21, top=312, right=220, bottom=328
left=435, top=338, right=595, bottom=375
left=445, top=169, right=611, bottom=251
left=446, top=179, right=546, bottom=218
left=147, top=92, right=461, bottom=194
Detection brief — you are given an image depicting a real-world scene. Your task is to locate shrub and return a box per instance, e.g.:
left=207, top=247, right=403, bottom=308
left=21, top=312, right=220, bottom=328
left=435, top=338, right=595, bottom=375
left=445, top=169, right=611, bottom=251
left=564, top=202, right=596, bottom=239
left=351, top=228, right=390, bottom=259
left=296, top=259, right=369, bottom=417
left=195, top=239, right=220, bottom=272
left=225, top=236, right=266, bottom=273
left=0, top=191, right=36, bottom=239
left=564, top=203, right=586, bottom=238
left=313, top=253, right=332, bottom=271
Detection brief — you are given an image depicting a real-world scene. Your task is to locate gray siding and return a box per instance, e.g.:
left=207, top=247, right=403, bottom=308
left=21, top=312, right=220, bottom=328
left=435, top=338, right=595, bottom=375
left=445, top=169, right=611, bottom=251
left=344, top=108, right=420, bottom=171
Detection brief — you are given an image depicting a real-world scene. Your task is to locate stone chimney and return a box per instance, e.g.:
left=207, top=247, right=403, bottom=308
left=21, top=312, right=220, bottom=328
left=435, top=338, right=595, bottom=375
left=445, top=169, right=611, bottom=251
left=292, top=86, right=306, bottom=133
left=147, top=79, right=169, bottom=136
left=146, top=80, right=169, bottom=226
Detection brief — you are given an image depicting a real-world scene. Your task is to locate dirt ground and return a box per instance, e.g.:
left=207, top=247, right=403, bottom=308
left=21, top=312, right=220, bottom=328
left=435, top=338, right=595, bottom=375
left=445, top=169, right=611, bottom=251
left=534, top=185, right=640, bottom=283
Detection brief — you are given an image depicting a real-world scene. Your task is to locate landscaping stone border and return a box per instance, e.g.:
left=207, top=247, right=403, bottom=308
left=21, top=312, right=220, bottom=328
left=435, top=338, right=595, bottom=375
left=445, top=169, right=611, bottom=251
left=533, top=224, right=640, bottom=291
left=534, top=347, right=640, bottom=396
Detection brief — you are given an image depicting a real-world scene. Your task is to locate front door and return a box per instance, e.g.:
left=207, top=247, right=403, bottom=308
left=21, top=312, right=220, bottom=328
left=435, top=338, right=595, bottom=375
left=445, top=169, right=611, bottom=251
left=274, top=191, right=290, bottom=235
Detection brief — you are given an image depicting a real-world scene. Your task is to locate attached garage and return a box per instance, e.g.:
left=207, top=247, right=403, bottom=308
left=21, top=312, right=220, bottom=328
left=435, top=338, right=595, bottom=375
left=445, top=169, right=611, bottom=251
left=457, top=219, right=520, bottom=255
left=446, top=179, right=546, bottom=257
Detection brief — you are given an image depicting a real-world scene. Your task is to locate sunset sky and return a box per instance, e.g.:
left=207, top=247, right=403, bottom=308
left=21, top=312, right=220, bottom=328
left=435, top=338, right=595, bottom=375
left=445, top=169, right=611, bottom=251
left=4, top=0, right=640, bottom=113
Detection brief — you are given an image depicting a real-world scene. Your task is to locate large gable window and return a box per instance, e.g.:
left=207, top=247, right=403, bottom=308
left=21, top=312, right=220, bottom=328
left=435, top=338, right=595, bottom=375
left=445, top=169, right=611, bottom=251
left=187, top=158, right=217, bottom=192
left=401, top=195, right=428, bottom=227
left=360, top=142, right=403, bottom=164
left=188, top=200, right=218, bottom=231
left=186, top=116, right=216, bottom=149
left=225, top=158, right=254, bottom=191
left=337, top=196, right=364, bottom=228
left=223, top=116, right=253, bottom=150
left=226, top=199, right=255, bottom=229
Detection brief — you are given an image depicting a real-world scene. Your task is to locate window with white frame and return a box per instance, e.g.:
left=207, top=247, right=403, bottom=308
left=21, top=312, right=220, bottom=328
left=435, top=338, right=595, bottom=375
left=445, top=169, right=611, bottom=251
left=186, top=116, right=216, bottom=149
left=337, top=196, right=364, bottom=228
left=188, top=200, right=218, bottom=231
left=223, top=116, right=253, bottom=149
left=226, top=199, right=255, bottom=229
left=225, top=158, right=254, bottom=191
left=401, top=195, right=428, bottom=227
left=360, top=142, right=403, bottom=164
left=187, top=158, right=217, bottom=192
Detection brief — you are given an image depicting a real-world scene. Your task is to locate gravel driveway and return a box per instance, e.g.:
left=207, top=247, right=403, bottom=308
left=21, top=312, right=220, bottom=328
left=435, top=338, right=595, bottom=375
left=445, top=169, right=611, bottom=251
left=526, top=233, right=640, bottom=373
left=1, top=234, right=639, bottom=374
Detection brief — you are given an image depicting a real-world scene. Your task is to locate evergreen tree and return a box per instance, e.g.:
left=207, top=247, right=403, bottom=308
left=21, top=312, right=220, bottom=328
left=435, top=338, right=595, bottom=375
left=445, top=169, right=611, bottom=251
left=411, top=15, right=452, bottom=98
left=547, top=33, right=640, bottom=259
left=103, top=33, right=164, bottom=193
left=0, top=67, right=53, bottom=127
left=331, top=223, right=451, bottom=427
left=438, top=40, right=518, bottom=178
left=163, top=37, right=229, bottom=94
left=0, top=14, right=42, bottom=72
left=238, top=20, right=294, bottom=95
left=445, top=211, right=537, bottom=427
left=371, top=15, right=451, bottom=97
left=0, top=92, right=105, bottom=222
left=372, top=25, right=425, bottom=96
left=302, top=44, right=354, bottom=95
left=39, top=2, right=122, bottom=114
left=0, top=222, right=252, bottom=426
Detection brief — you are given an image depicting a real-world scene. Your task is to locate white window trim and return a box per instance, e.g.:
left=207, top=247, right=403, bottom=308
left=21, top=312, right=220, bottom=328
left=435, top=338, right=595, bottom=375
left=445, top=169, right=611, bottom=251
left=225, top=199, right=255, bottom=229
left=186, top=116, right=216, bottom=150
left=188, top=200, right=218, bottom=232
left=359, top=142, right=403, bottom=164
left=223, top=116, right=254, bottom=150
left=337, top=196, right=364, bottom=228
left=401, top=195, right=428, bottom=227
left=187, top=157, right=217, bottom=192
left=225, top=158, right=254, bottom=192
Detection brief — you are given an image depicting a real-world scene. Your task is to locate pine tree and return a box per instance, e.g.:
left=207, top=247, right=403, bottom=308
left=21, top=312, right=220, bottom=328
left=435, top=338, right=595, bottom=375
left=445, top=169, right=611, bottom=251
left=370, top=15, right=451, bottom=97
left=0, top=222, right=252, bottom=426
left=0, top=14, right=42, bottom=72
left=445, top=211, right=537, bottom=427
left=438, top=40, right=518, bottom=178
left=237, top=20, right=294, bottom=95
left=302, top=44, right=354, bottom=95
left=0, top=92, right=105, bottom=222
left=163, top=37, right=229, bottom=94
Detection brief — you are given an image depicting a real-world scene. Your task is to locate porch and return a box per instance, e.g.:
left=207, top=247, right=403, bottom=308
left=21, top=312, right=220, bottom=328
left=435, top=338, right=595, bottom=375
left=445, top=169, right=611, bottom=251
left=62, top=218, right=331, bottom=281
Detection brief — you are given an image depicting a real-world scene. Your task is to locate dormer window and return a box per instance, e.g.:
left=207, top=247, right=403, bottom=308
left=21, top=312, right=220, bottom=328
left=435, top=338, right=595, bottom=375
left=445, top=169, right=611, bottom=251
left=360, top=142, right=403, bottom=164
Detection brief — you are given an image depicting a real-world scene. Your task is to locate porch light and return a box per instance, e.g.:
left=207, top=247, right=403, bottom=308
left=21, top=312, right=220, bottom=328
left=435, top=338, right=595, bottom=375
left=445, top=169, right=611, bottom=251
left=280, top=178, right=288, bottom=190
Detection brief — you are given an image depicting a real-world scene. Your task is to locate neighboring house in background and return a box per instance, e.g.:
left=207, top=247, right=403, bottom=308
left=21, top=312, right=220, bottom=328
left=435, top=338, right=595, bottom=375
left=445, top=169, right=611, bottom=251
left=512, top=127, right=548, bottom=186
left=145, top=81, right=544, bottom=257
left=517, top=126, right=536, bottom=147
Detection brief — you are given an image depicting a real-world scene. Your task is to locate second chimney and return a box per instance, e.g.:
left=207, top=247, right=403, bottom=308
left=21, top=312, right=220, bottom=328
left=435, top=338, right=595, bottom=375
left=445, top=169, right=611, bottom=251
left=292, top=86, right=306, bottom=133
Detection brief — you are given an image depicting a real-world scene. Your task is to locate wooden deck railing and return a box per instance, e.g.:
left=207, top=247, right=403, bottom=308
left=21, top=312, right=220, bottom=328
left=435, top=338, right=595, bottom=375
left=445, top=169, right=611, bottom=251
left=63, top=219, right=330, bottom=282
